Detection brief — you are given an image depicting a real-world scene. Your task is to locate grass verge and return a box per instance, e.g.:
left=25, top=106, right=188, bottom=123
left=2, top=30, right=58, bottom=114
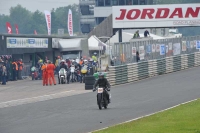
left=94, top=99, right=200, bottom=133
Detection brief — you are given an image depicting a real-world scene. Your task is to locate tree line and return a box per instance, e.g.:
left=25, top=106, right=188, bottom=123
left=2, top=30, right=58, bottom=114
left=0, top=4, right=80, bottom=35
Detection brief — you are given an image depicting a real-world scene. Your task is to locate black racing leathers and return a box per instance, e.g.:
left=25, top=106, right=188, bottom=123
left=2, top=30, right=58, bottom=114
left=94, top=78, right=111, bottom=103
left=59, top=64, right=68, bottom=71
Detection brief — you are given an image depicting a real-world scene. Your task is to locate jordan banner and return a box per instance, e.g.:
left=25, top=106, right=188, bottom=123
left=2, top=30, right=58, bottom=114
left=44, top=10, right=51, bottom=35
left=68, top=9, right=73, bottom=36
left=6, top=22, right=12, bottom=34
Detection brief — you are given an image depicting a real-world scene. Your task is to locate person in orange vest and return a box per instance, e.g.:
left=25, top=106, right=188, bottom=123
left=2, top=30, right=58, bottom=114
left=12, top=60, right=18, bottom=81
left=17, top=59, right=23, bottom=80
left=79, top=58, right=84, bottom=65
left=46, top=60, right=56, bottom=86
left=41, top=62, right=48, bottom=86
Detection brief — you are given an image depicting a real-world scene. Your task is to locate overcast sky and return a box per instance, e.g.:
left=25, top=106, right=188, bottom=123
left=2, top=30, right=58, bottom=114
left=0, top=0, right=79, bottom=15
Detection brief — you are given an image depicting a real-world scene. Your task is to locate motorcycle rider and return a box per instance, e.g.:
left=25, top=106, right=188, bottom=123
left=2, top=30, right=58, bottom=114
left=58, top=60, right=68, bottom=84
left=93, top=72, right=111, bottom=103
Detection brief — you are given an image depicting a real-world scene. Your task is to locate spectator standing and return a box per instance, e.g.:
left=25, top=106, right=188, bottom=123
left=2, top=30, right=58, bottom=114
left=1, top=64, right=7, bottom=85
left=17, top=59, right=23, bottom=80
left=136, top=51, right=140, bottom=62
left=144, top=30, right=150, bottom=37
left=0, top=64, right=2, bottom=84
left=41, top=62, right=48, bottom=86
left=12, top=60, right=18, bottom=81
left=4, top=59, right=10, bottom=82
left=133, top=30, right=140, bottom=38
left=46, top=61, right=56, bottom=86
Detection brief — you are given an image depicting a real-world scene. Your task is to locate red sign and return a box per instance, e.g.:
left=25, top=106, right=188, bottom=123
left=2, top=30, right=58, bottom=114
left=112, top=4, right=200, bottom=28
left=15, top=24, right=19, bottom=34
left=116, top=7, right=200, bottom=20
left=6, top=22, right=12, bottom=34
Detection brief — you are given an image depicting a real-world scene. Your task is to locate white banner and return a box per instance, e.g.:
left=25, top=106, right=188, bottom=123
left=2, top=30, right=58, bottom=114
left=7, top=37, right=48, bottom=48
left=112, top=4, right=200, bottom=28
left=132, top=47, right=136, bottom=56
left=139, top=46, right=144, bottom=60
left=68, top=9, right=73, bottom=36
left=44, top=10, right=51, bottom=35
left=156, top=44, right=160, bottom=52
left=152, top=44, right=156, bottom=53
left=173, top=43, right=181, bottom=55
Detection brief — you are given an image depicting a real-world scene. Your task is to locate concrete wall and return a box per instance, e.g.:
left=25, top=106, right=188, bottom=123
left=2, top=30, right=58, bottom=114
left=81, top=39, right=89, bottom=58
left=88, top=14, right=115, bottom=42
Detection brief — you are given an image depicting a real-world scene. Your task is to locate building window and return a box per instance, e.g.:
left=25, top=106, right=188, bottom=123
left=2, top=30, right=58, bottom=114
left=97, top=0, right=104, bottom=6
left=139, top=0, right=145, bottom=5
left=119, top=0, right=125, bottom=5
left=112, top=0, right=118, bottom=5
left=105, top=0, right=111, bottom=6
left=96, top=17, right=105, bottom=25
left=126, top=0, right=132, bottom=5
left=133, top=0, right=138, bottom=5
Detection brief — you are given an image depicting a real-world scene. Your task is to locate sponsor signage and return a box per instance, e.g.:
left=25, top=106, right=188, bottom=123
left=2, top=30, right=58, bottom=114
left=68, top=9, right=73, bottom=36
left=112, top=4, right=200, bottom=28
left=196, top=40, right=200, bottom=49
left=160, top=44, right=165, bottom=55
left=44, top=10, right=51, bottom=35
left=7, top=37, right=48, bottom=48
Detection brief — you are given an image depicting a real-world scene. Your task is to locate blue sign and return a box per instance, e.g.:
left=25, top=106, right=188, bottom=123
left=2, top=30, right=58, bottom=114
left=9, top=39, right=16, bottom=44
left=28, top=39, right=35, bottom=44
left=45, top=39, right=48, bottom=44
left=160, top=44, right=165, bottom=55
left=146, top=45, right=152, bottom=53
left=196, top=41, right=200, bottom=49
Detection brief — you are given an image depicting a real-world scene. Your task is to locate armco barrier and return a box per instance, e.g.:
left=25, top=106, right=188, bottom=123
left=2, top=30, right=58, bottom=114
left=107, top=52, right=200, bottom=86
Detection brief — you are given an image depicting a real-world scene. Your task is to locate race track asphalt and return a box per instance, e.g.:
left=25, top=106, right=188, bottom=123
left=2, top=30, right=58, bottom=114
left=0, top=67, right=200, bottom=133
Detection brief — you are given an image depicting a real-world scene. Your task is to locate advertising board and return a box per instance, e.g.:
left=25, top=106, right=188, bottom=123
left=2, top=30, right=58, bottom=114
left=112, top=4, right=200, bottom=28
left=7, top=37, right=48, bottom=48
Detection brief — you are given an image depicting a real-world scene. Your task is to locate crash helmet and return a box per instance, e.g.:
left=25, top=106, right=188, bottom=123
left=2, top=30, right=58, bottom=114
left=61, top=60, right=65, bottom=64
left=94, top=52, right=97, bottom=55
left=84, top=59, right=88, bottom=64
left=98, top=72, right=104, bottom=79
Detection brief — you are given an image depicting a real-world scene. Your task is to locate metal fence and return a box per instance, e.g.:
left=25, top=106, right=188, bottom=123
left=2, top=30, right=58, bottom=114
left=112, top=36, right=200, bottom=65
left=21, top=63, right=31, bottom=80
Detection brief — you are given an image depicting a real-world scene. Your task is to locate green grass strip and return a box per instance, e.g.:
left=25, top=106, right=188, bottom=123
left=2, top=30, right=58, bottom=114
left=94, top=99, right=200, bottom=133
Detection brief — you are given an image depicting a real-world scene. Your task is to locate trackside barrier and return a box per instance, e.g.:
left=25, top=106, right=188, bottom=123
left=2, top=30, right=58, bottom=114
left=21, top=65, right=31, bottom=80
left=107, top=52, right=200, bottom=86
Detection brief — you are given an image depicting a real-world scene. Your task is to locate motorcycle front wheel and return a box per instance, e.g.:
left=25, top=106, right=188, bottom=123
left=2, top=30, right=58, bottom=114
left=97, top=93, right=102, bottom=110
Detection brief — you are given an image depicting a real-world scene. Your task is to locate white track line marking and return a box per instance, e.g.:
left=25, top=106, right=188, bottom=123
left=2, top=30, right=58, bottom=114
left=89, top=98, right=198, bottom=133
left=0, top=90, right=75, bottom=109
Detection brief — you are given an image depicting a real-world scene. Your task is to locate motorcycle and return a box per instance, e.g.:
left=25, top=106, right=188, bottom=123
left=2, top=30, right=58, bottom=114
left=70, top=65, right=75, bottom=82
left=81, top=65, right=88, bottom=83
left=31, top=66, right=38, bottom=80
left=95, top=88, right=110, bottom=110
left=59, top=68, right=67, bottom=84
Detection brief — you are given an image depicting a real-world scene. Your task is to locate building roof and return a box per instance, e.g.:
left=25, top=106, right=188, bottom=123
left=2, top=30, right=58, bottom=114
left=108, top=29, right=165, bottom=44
